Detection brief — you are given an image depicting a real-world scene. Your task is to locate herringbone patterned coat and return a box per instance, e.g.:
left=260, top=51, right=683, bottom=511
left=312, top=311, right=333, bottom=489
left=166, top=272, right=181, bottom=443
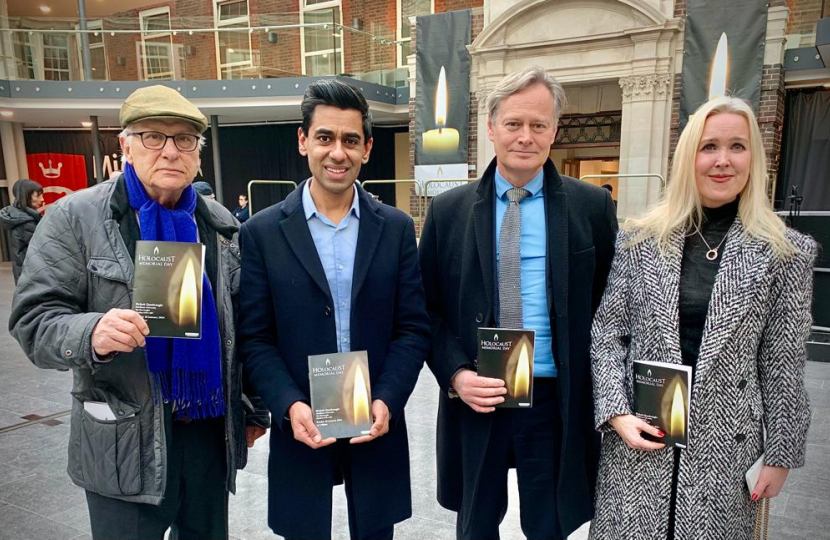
left=589, top=219, right=816, bottom=540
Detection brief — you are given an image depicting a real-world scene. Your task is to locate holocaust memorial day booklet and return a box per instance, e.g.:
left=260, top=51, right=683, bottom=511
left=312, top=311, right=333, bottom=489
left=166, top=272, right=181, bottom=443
left=477, top=328, right=535, bottom=408
left=632, top=360, right=692, bottom=448
left=132, top=241, right=205, bottom=339
left=308, top=351, right=373, bottom=439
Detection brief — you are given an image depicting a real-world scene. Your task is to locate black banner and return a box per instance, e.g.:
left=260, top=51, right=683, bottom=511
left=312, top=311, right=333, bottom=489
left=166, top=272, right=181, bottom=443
left=679, top=0, right=767, bottom=128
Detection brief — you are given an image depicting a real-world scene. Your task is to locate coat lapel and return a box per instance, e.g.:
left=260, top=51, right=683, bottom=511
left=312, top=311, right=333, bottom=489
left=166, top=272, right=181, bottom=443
left=543, top=161, right=568, bottom=321
left=472, top=165, right=496, bottom=313
left=280, top=181, right=332, bottom=301
left=643, top=228, right=685, bottom=365
left=695, top=219, right=767, bottom=383
left=351, top=185, right=385, bottom=303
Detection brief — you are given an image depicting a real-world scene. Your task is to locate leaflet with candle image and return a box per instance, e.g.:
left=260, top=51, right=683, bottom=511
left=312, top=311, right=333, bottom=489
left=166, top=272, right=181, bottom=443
left=308, top=351, right=373, bottom=439
left=132, top=240, right=205, bottom=339
left=477, top=328, right=535, bottom=408
left=632, top=360, right=692, bottom=449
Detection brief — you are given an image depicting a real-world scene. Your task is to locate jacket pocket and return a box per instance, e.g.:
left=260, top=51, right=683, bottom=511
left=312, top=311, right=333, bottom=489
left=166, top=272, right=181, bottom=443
left=73, top=389, right=142, bottom=496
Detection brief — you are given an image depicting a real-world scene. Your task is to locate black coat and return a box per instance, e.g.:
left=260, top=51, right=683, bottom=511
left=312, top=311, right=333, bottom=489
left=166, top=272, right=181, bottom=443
left=237, top=181, right=430, bottom=538
left=418, top=158, right=618, bottom=537
left=0, top=204, right=41, bottom=283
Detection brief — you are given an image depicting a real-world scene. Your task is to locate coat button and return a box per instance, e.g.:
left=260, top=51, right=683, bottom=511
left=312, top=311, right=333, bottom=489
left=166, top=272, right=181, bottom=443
left=735, top=433, right=746, bottom=443
left=117, top=410, right=124, bottom=416
left=226, top=339, right=232, bottom=346
left=64, top=349, right=73, bottom=357
left=475, top=313, right=484, bottom=323
left=737, top=379, right=747, bottom=390
left=324, top=306, right=333, bottom=316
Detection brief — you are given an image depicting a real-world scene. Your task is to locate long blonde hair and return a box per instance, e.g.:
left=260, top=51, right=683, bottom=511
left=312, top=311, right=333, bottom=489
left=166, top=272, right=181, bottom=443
left=626, top=96, right=796, bottom=258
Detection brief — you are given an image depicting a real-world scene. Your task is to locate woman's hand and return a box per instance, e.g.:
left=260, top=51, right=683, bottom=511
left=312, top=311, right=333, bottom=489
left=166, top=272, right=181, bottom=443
left=752, top=465, right=789, bottom=500
left=608, top=414, right=667, bottom=451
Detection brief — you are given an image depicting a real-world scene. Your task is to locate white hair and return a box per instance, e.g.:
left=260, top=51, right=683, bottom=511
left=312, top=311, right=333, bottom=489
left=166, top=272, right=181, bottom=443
left=486, top=66, right=568, bottom=125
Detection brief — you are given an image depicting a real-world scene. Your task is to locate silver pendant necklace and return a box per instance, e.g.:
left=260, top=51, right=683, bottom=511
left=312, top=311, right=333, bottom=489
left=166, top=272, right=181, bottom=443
left=694, top=227, right=728, bottom=261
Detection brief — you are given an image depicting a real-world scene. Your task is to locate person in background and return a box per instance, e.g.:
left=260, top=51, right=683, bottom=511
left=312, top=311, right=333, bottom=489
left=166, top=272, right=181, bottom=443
left=192, top=181, right=216, bottom=200
left=232, top=194, right=249, bottom=223
left=1, top=179, right=44, bottom=283
left=590, top=96, right=816, bottom=540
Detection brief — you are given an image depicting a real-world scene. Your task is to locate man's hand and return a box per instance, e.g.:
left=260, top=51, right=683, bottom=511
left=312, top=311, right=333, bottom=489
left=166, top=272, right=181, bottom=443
left=452, top=369, right=507, bottom=413
left=91, top=309, right=150, bottom=357
left=608, top=414, right=666, bottom=451
left=752, top=465, right=790, bottom=501
left=288, top=401, right=336, bottom=449
left=350, top=399, right=391, bottom=444
left=246, top=426, right=267, bottom=448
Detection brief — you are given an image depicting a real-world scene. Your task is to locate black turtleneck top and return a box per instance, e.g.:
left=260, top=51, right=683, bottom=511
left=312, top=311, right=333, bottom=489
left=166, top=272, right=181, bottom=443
left=678, top=198, right=739, bottom=369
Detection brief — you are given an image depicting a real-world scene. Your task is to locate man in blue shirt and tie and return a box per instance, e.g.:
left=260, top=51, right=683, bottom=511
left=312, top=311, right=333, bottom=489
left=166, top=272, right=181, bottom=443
left=238, top=79, right=430, bottom=540
left=419, top=66, right=618, bottom=539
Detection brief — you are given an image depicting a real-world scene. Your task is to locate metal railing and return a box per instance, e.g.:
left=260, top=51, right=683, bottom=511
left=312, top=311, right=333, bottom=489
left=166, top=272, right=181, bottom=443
left=579, top=173, right=666, bottom=190
left=0, top=14, right=407, bottom=86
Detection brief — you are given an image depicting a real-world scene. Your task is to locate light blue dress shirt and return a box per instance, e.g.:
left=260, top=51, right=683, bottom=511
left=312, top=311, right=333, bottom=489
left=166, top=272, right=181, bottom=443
left=494, top=168, right=556, bottom=377
left=303, top=180, right=360, bottom=353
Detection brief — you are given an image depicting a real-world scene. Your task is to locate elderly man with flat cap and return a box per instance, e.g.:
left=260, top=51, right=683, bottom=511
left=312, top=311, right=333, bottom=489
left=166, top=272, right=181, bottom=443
left=9, top=85, right=269, bottom=540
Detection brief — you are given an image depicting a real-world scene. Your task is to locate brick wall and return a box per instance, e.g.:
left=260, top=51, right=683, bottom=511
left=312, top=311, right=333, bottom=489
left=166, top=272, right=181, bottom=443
left=787, top=0, right=824, bottom=45
left=178, top=0, right=218, bottom=79
left=343, top=0, right=397, bottom=76
left=434, top=0, right=483, bottom=13
left=759, top=64, right=786, bottom=192
left=254, top=0, right=302, bottom=77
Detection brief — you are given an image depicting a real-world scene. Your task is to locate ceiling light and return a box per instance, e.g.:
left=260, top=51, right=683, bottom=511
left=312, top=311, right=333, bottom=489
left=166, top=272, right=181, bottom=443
left=39, top=5, right=51, bottom=13
left=0, top=111, right=13, bottom=117
left=81, top=121, right=92, bottom=127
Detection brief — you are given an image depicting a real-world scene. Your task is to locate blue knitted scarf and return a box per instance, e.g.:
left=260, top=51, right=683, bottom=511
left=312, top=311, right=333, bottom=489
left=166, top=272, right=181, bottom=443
left=124, top=163, right=225, bottom=419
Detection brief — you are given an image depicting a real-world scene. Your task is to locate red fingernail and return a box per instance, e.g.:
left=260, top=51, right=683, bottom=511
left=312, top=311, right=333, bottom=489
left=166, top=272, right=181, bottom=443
left=657, top=430, right=665, bottom=437
left=751, top=494, right=758, bottom=501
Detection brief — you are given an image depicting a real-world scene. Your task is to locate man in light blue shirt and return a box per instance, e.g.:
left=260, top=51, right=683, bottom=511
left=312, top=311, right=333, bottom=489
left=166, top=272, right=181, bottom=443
left=238, top=79, right=430, bottom=540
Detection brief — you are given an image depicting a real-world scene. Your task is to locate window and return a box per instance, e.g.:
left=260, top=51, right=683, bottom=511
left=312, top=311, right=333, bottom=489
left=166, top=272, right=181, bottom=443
left=42, top=33, right=70, bottom=81
left=139, top=8, right=175, bottom=80
left=397, top=0, right=431, bottom=67
left=214, top=0, right=252, bottom=79
left=83, top=20, right=108, bottom=80
left=300, top=0, right=343, bottom=76
left=13, top=33, right=36, bottom=80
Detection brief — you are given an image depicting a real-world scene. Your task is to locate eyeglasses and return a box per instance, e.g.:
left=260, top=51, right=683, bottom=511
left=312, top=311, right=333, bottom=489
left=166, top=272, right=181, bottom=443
left=129, top=131, right=200, bottom=152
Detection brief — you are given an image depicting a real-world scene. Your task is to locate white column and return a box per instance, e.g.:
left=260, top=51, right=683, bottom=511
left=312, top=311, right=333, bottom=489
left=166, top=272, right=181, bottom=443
left=617, top=73, right=672, bottom=219
left=0, top=0, right=15, bottom=79
left=12, top=122, right=28, bottom=179
left=1, top=121, right=20, bottom=202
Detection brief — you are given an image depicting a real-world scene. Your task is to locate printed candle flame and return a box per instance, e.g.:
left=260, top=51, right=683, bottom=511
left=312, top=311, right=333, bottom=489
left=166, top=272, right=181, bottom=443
left=352, top=365, right=371, bottom=425
left=422, top=66, right=460, bottom=154
left=708, top=32, right=729, bottom=100
left=514, top=342, right=531, bottom=400
left=669, top=381, right=686, bottom=438
left=178, top=258, right=199, bottom=327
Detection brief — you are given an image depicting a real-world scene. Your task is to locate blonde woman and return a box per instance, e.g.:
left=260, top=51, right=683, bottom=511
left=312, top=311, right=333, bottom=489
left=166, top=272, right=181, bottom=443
left=589, top=96, right=816, bottom=540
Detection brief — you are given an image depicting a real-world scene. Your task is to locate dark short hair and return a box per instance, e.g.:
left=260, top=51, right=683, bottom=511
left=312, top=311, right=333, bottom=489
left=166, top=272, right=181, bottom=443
left=601, top=184, right=613, bottom=193
left=300, top=79, right=372, bottom=141
left=13, top=179, right=43, bottom=210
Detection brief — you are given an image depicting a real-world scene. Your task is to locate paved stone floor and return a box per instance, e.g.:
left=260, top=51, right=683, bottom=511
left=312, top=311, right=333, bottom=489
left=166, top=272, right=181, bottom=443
left=0, top=260, right=828, bottom=539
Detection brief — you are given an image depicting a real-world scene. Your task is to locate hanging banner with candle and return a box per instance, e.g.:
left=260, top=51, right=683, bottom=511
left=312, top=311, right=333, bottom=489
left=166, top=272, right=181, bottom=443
left=414, top=10, right=471, bottom=196
left=678, top=0, right=767, bottom=129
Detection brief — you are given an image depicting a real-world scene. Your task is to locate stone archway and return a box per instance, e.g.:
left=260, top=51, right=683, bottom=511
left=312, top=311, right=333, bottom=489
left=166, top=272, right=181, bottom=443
left=470, top=0, right=681, bottom=217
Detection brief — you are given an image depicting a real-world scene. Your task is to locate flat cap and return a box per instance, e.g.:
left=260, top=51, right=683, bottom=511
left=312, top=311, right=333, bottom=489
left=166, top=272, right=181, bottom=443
left=191, top=181, right=214, bottom=196
left=120, top=85, right=208, bottom=133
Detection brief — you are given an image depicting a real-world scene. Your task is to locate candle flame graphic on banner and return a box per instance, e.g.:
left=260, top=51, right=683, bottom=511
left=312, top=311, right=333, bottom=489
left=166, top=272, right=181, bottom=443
left=669, top=381, right=686, bottom=439
left=178, top=258, right=199, bottom=327
left=514, top=342, right=531, bottom=400
left=353, top=365, right=371, bottom=425
left=422, top=66, right=460, bottom=154
left=708, top=33, right=729, bottom=100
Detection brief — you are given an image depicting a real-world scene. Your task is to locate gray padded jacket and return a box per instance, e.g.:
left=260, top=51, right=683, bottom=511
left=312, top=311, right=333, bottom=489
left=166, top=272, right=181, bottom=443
left=9, top=176, right=269, bottom=505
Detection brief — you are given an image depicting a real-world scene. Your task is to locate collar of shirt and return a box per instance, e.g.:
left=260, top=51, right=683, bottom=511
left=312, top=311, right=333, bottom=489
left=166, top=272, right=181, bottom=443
left=302, top=179, right=360, bottom=225
left=495, top=167, right=544, bottom=202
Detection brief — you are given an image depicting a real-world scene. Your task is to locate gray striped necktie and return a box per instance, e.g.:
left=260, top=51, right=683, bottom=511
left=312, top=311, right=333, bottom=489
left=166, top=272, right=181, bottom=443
left=498, top=187, right=531, bottom=329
